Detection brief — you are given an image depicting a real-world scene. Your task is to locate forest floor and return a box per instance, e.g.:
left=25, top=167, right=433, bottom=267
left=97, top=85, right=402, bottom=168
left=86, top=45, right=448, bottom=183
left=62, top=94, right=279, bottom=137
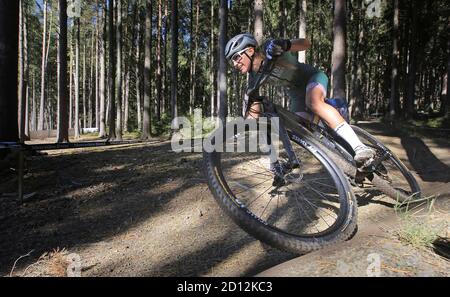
left=0, top=121, right=449, bottom=277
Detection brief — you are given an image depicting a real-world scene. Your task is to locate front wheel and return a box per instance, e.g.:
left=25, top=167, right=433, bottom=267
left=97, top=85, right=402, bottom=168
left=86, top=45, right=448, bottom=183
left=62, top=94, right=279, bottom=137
left=203, top=122, right=358, bottom=254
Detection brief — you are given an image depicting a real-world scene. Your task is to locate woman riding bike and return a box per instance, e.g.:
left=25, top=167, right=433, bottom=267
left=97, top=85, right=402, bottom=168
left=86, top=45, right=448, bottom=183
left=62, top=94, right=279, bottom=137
left=225, top=33, right=376, bottom=173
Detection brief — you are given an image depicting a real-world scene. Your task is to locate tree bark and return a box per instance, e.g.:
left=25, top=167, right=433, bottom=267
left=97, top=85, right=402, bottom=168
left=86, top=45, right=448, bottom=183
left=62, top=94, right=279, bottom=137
left=389, top=0, right=400, bottom=118
left=143, top=0, right=153, bottom=139
left=38, top=0, right=48, bottom=131
left=331, top=0, right=347, bottom=100
left=99, top=0, right=107, bottom=138
left=108, top=0, right=117, bottom=140
left=32, top=73, right=36, bottom=132
left=170, top=0, right=179, bottom=129
left=156, top=0, right=162, bottom=121
left=115, top=0, right=123, bottom=140
left=135, top=13, right=142, bottom=132
left=18, top=0, right=28, bottom=143
left=191, top=0, right=200, bottom=115
left=88, top=27, right=95, bottom=128
left=297, top=0, right=307, bottom=63
left=82, top=39, right=87, bottom=130
left=189, top=0, right=194, bottom=116
left=75, top=18, right=81, bottom=139
left=0, top=0, right=19, bottom=142
left=210, top=0, right=215, bottom=118
left=351, top=0, right=363, bottom=119
left=69, top=26, right=73, bottom=129
left=218, top=0, right=228, bottom=121
left=406, top=1, right=418, bottom=119
left=446, top=34, right=450, bottom=116
left=163, top=0, right=169, bottom=115
left=57, top=0, right=69, bottom=143
left=95, top=0, right=100, bottom=129
left=254, top=0, right=264, bottom=46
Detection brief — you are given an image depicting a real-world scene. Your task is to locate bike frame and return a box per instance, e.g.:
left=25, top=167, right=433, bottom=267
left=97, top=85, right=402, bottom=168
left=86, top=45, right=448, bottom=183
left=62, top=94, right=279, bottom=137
left=247, top=58, right=381, bottom=180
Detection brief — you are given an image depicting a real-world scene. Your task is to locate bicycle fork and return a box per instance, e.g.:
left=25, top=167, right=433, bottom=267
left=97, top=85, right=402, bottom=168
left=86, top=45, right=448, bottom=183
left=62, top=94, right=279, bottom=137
left=264, top=115, right=301, bottom=172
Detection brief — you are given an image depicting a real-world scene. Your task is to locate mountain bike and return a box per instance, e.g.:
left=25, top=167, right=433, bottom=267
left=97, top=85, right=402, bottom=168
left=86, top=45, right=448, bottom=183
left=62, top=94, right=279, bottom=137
left=203, top=58, right=421, bottom=254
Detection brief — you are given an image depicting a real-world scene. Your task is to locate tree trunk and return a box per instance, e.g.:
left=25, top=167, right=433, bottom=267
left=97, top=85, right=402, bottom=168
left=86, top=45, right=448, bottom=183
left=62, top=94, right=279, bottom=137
left=18, top=0, right=29, bottom=142
left=389, top=0, right=400, bottom=118
left=124, top=70, right=130, bottom=132
left=99, top=0, right=107, bottom=138
left=95, top=0, right=100, bottom=129
left=143, top=0, right=153, bottom=139
left=0, top=0, right=19, bottom=142
left=135, top=16, right=142, bottom=132
left=115, top=0, right=123, bottom=140
left=24, top=1, right=30, bottom=139
left=170, top=0, right=179, bottom=129
left=163, top=1, right=170, bottom=114
left=279, top=0, right=287, bottom=108
left=32, top=73, right=36, bottom=132
left=218, top=0, right=228, bottom=121
left=82, top=40, right=87, bottom=130
left=75, top=18, right=81, bottom=139
left=156, top=0, right=162, bottom=121
left=279, top=0, right=287, bottom=38
left=351, top=0, right=363, bottom=119
left=189, top=0, right=194, bottom=116
left=191, top=0, right=200, bottom=115
left=406, top=1, right=418, bottom=119
left=254, top=0, right=264, bottom=46
left=108, top=0, right=117, bottom=140
left=297, top=0, right=307, bottom=63
left=38, top=0, right=48, bottom=131
left=57, top=0, right=69, bottom=143
left=210, top=0, right=215, bottom=118
left=69, top=27, right=73, bottom=129
left=447, top=35, right=450, bottom=116
left=88, top=28, right=95, bottom=128
left=163, top=0, right=169, bottom=115
left=331, top=0, right=346, bottom=100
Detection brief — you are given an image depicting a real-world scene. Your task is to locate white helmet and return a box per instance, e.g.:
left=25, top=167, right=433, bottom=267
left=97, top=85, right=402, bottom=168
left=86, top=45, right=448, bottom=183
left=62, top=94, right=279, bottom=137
left=225, top=33, right=258, bottom=60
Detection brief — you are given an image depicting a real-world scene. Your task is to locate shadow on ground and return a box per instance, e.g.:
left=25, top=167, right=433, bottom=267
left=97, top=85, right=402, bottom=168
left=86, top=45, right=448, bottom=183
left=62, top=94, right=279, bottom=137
left=358, top=122, right=450, bottom=183
left=0, top=141, right=299, bottom=276
left=0, top=142, right=201, bottom=274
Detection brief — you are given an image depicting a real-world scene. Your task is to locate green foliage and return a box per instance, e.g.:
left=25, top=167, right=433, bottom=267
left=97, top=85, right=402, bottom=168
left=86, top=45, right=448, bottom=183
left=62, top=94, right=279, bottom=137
left=23, top=0, right=450, bottom=135
left=394, top=198, right=447, bottom=250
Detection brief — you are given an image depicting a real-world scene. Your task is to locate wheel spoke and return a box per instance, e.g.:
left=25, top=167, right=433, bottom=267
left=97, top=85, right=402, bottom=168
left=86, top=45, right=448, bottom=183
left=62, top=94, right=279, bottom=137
left=216, top=130, right=353, bottom=238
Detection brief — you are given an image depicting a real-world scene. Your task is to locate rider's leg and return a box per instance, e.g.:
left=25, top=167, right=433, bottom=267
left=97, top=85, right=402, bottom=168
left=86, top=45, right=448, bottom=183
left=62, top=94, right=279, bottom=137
left=306, top=83, right=375, bottom=163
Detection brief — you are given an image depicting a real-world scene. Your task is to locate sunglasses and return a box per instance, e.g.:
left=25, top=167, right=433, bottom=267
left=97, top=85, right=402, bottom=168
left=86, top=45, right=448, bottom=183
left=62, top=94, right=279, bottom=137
left=230, top=48, right=251, bottom=66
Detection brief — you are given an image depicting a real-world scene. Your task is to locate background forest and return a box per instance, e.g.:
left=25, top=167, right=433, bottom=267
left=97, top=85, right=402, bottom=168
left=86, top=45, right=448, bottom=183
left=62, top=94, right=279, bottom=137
left=13, top=0, right=450, bottom=143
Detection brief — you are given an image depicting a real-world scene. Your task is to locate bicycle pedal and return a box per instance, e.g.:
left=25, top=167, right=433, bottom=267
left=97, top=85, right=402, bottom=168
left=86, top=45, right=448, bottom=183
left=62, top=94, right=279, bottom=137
left=357, top=157, right=376, bottom=171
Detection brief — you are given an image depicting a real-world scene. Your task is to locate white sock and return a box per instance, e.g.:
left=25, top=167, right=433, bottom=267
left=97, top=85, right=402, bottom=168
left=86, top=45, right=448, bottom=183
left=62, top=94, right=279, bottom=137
left=334, top=122, right=364, bottom=151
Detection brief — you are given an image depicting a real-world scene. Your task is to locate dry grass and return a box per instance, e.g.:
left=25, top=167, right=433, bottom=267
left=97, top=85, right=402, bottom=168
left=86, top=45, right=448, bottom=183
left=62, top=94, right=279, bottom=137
left=15, top=248, right=70, bottom=277
left=393, top=197, right=448, bottom=251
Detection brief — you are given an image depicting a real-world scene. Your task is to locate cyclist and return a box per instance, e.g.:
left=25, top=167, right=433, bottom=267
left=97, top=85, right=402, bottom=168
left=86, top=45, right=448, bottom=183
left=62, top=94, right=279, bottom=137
left=225, top=33, right=376, bottom=166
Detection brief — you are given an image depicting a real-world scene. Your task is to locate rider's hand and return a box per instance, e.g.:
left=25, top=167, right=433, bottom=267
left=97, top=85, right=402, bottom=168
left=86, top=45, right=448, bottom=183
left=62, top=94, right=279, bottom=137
left=264, top=39, right=292, bottom=60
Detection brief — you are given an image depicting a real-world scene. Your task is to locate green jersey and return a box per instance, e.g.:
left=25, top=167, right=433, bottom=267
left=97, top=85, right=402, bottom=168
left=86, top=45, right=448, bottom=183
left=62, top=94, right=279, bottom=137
left=247, top=52, right=329, bottom=113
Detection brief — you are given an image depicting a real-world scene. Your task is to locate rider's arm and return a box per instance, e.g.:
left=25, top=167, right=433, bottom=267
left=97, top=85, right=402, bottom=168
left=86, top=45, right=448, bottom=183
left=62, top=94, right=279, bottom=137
left=289, top=38, right=311, bottom=52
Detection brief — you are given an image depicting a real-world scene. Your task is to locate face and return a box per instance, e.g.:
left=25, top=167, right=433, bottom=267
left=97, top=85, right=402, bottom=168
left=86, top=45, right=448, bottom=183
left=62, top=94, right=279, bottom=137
left=231, top=48, right=255, bottom=74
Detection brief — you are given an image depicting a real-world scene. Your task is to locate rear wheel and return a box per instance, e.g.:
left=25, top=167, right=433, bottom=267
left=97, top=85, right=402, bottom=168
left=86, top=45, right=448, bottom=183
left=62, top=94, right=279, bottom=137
left=313, top=124, right=422, bottom=203
left=350, top=126, right=421, bottom=203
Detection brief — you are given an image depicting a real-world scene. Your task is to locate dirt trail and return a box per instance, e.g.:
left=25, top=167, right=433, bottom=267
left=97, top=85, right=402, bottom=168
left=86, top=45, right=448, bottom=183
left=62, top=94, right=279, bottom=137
left=0, top=122, right=448, bottom=277
left=258, top=122, right=450, bottom=277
